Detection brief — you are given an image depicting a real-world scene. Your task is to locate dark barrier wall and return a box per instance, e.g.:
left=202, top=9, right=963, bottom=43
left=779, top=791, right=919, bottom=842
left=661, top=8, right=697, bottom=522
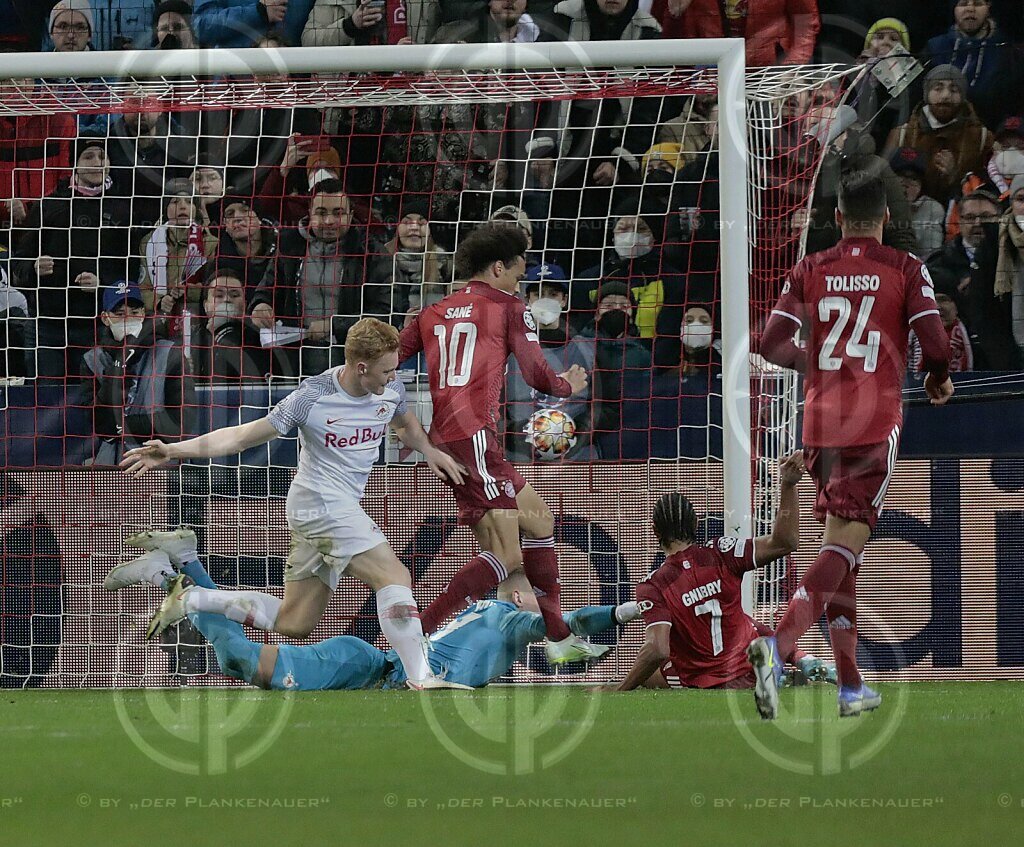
left=1, top=459, right=1022, bottom=687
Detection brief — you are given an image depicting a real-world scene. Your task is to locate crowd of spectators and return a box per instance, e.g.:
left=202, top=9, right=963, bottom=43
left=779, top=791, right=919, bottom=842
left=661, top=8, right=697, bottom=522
left=0, top=0, right=1022, bottom=463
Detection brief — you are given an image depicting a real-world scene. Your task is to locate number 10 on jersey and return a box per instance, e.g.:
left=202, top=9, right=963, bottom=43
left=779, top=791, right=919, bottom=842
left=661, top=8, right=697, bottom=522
left=434, top=322, right=478, bottom=389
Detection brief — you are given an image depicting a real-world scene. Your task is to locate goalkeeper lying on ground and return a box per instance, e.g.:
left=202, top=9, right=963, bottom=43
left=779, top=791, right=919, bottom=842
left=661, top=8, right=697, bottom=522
left=104, top=529, right=636, bottom=690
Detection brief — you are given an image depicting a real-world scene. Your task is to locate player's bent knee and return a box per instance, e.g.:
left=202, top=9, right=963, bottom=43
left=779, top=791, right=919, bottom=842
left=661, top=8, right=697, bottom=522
left=275, top=617, right=316, bottom=639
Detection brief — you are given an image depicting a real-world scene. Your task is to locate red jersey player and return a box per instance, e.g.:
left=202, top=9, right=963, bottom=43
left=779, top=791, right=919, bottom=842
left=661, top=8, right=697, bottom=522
left=399, top=223, right=606, bottom=664
left=612, top=454, right=826, bottom=691
left=750, top=171, right=954, bottom=719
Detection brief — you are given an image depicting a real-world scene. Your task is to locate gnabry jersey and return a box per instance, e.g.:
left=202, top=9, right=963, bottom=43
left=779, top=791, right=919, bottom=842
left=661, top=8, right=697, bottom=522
left=268, top=367, right=407, bottom=502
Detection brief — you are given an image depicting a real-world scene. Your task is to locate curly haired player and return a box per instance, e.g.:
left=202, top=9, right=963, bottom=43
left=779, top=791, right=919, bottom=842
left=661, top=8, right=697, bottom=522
left=611, top=454, right=833, bottom=691
left=399, top=223, right=604, bottom=665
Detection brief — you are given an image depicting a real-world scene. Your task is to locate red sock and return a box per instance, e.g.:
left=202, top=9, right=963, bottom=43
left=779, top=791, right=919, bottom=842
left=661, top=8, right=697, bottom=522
left=522, top=537, right=571, bottom=641
left=774, top=545, right=856, bottom=659
left=420, top=552, right=507, bottom=634
left=826, top=565, right=862, bottom=688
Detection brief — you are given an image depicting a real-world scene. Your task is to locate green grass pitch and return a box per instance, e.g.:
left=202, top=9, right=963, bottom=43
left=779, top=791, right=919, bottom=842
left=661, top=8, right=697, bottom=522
left=2, top=682, right=1022, bottom=845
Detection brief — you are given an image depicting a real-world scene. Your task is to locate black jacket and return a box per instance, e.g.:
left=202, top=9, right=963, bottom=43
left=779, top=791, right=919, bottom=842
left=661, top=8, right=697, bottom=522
left=12, top=180, right=135, bottom=373
left=79, top=322, right=195, bottom=450
left=927, top=225, right=1019, bottom=370
left=252, top=224, right=393, bottom=345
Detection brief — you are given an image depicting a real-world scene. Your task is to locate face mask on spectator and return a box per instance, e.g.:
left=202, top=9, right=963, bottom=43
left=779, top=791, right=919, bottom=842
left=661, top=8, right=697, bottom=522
left=682, top=324, right=714, bottom=349
left=644, top=169, right=675, bottom=185
left=210, top=302, right=241, bottom=330
left=530, top=297, right=562, bottom=326
left=598, top=309, right=628, bottom=337
left=613, top=231, right=653, bottom=259
left=110, top=318, right=144, bottom=341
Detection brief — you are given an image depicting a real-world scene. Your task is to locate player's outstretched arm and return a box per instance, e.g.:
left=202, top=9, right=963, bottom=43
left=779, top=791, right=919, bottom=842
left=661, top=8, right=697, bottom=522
left=613, top=623, right=670, bottom=691
left=753, top=452, right=805, bottom=567
left=389, top=410, right=467, bottom=486
left=120, top=418, right=281, bottom=477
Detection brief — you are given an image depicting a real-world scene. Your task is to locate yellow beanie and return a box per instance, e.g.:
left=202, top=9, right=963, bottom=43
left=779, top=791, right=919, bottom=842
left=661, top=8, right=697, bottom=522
left=642, top=142, right=684, bottom=174
left=865, top=18, right=911, bottom=52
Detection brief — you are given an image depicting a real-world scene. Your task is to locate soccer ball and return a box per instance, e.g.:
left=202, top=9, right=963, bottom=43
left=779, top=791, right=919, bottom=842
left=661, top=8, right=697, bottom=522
left=525, top=409, right=577, bottom=459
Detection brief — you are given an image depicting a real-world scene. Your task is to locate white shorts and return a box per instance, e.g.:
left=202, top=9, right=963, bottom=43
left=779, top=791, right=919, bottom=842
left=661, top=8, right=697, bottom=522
left=284, top=487, right=386, bottom=591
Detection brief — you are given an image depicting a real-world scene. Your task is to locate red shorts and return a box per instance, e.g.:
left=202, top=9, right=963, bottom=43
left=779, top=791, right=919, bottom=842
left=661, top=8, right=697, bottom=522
left=803, top=427, right=900, bottom=530
left=438, top=429, right=526, bottom=526
left=660, top=660, right=756, bottom=690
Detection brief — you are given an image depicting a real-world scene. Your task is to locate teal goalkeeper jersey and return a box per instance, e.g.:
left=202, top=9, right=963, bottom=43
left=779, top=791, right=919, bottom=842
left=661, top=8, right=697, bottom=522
left=383, top=600, right=616, bottom=689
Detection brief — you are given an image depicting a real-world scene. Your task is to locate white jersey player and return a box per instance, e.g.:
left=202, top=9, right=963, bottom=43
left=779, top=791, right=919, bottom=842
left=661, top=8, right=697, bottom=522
left=118, top=318, right=469, bottom=690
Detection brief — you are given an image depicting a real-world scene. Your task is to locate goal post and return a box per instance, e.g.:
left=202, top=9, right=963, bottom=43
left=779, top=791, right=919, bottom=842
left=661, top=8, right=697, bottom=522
left=0, top=35, right=754, bottom=556
left=0, top=41, right=863, bottom=687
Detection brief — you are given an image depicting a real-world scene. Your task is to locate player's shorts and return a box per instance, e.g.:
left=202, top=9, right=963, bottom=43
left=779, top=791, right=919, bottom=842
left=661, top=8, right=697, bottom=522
left=660, top=660, right=756, bottom=690
left=803, top=425, right=900, bottom=531
left=284, top=487, right=386, bottom=590
left=438, top=429, right=526, bottom=526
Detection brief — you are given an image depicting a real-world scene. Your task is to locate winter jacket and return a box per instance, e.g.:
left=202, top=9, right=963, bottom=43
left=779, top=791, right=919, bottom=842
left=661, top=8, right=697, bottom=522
left=884, top=102, right=993, bottom=206
left=925, top=21, right=1024, bottom=128
left=532, top=0, right=660, bottom=172
left=578, top=319, right=652, bottom=434
left=191, top=317, right=272, bottom=383
left=11, top=180, right=135, bottom=375
left=385, top=236, right=453, bottom=321
left=80, top=323, right=195, bottom=462
left=433, top=10, right=545, bottom=43
left=303, top=0, right=440, bottom=45
left=216, top=222, right=280, bottom=306
left=193, top=0, right=318, bottom=46
left=679, top=0, right=820, bottom=66
left=927, top=225, right=1018, bottom=369
left=0, top=112, right=75, bottom=225
left=573, top=248, right=688, bottom=341
left=252, top=222, right=393, bottom=345
left=137, top=225, right=220, bottom=314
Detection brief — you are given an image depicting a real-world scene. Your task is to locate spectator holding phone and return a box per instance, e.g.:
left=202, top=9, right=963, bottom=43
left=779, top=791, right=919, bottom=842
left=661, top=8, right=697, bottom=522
left=303, top=0, right=440, bottom=46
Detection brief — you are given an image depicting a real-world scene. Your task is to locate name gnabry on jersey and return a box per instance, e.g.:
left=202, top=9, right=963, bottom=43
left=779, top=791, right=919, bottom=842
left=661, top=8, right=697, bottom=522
left=681, top=579, right=722, bottom=608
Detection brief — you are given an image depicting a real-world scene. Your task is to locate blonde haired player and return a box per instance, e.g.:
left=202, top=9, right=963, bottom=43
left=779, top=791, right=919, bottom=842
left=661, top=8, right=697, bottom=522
left=117, top=318, right=469, bottom=690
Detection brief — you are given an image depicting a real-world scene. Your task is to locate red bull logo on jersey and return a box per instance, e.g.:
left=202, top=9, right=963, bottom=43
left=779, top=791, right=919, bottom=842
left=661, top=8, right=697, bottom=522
left=324, top=426, right=386, bottom=449
left=681, top=579, right=721, bottom=608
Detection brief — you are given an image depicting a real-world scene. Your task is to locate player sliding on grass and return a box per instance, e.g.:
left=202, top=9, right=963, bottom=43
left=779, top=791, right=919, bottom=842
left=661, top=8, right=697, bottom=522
left=610, top=453, right=834, bottom=691
left=117, top=318, right=470, bottom=690
left=754, top=170, right=953, bottom=719
left=399, top=222, right=604, bottom=666
left=105, top=532, right=639, bottom=689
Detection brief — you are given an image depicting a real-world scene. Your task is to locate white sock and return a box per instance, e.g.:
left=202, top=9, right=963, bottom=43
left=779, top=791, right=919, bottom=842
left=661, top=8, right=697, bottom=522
left=182, top=587, right=282, bottom=631
left=376, top=584, right=431, bottom=683
left=615, top=601, right=642, bottom=624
